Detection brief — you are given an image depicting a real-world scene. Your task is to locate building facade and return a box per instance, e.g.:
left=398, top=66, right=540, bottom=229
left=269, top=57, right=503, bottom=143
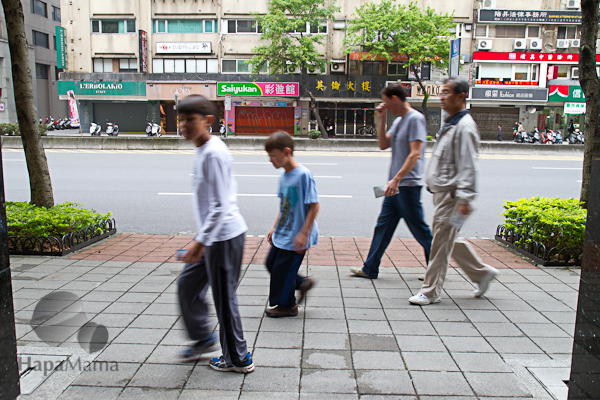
left=0, top=0, right=68, bottom=124
left=57, top=0, right=590, bottom=138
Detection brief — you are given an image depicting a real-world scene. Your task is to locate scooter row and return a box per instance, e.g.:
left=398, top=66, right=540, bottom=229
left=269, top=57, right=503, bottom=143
left=90, top=120, right=119, bottom=136
left=41, top=116, right=74, bottom=131
left=514, top=128, right=584, bottom=145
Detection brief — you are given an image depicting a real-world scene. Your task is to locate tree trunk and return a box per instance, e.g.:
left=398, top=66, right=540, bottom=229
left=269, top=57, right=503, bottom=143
left=413, top=62, right=430, bottom=131
left=578, top=0, right=599, bottom=209
left=301, top=67, right=328, bottom=139
left=2, top=0, right=54, bottom=208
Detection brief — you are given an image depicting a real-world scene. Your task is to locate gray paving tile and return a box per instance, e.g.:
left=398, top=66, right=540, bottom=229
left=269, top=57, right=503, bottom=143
left=73, top=361, right=140, bottom=387
left=487, top=337, right=544, bottom=354
left=352, top=351, right=404, bottom=370
left=259, top=315, right=303, bottom=332
left=302, top=350, right=352, bottom=369
left=472, top=322, right=524, bottom=337
left=129, top=363, right=193, bottom=388
left=304, top=307, right=346, bottom=319
left=350, top=334, right=398, bottom=351
left=357, top=396, right=414, bottom=400
left=240, top=392, right=300, bottom=400
left=179, top=389, right=239, bottom=400
left=306, top=296, right=345, bottom=308
left=344, top=297, right=383, bottom=309
left=356, top=370, right=414, bottom=395
left=422, top=309, right=468, bottom=322
left=304, top=332, right=349, bottom=350
left=256, top=331, right=303, bottom=349
left=345, top=308, right=387, bottom=320
left=300, top=394, right=359, bottom=400
left=103, top=302, right=150, bottom=314
left=184, top=365, right=244, bottom=390
left=464, top=372, right=531, bottom=397
left=389, top=321, right=437, bottom=336
left=395, top=335, right=446, bottom=352
left=252, top=348, right=302, bottom=368
left=452, top=352, right=513, bottom=373
left=243, top=366, right=300, bottom=392
left=304, top=318, right=347, bottom=333
left=431, top=322, right=481, bottom=337
left=96, top=343, right=156, bottom=363
left=57, top=385, right=121, bottom=400
left=383, top=308, right=427, bottom=321
left=462, top=309, right=510, bottom=323
left=117, top=387, right=180, bottom=399
left=300, top=369, right=356, bottom=393
left=411, top=371, right=474, bottom=396
left=113, top=328, right=169, bottom=344
left=530, top=337, right=575, bottom=354
left=347, top=320, right=392, bottom=335
left=130, top=314, right=179, bottom=329
left=90, top=313, right=138, bottom=328
left=441, top=336, right=495, bottom=353
left=516, top=323, right=571, bottom=338
left=403, top=351, right=459, bottom=371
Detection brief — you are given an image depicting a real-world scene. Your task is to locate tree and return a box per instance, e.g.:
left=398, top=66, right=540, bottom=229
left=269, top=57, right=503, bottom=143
left=344, top=0, right=454, bottom=127
left=1, top=0, right=54, bottom=208
left=578, top=0, right=599, bottom=209
left=249, top=0, right=340, bottom=139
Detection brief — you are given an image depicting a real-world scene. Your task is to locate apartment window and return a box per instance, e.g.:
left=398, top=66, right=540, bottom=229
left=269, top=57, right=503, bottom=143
left=31, top=0, right=47, bottom=18
left=475, top=24, right=488, bottom=37
left=35, top=63, right=48, bottom=79
left=91, top=19, right=136, bottom=34
left=227, top=19, right=261, bottom=33
left=363, top=61, right=383, bottom=75
left=450, top=23, right=463, bottom=38
left=557, top=65, right=569, bottom=78
left=93, top=58, right=114, bottom=73
left=53, top=35, right=56, bottom=50
left=557, top=26, right=578, bottom=39
left=309, top=21, right=327, bottom=33
left=531, top=64, right=539, bottom=81
left=495, top=25, right=526, bottom=38
left=119, top=59, right=137, bottom=73
left=152, top=19, right=217, bottom=34
left=52, top=6, right=61, bottom=22
left=514, top=64, right=529, bottom=81
left=387, top=62, right=408, bottom=76
left=152, top=58, right=218, bottom=73
left=478, top=63, right=512, bottom=80
left=527, top=26, right=540, bottom=38
left=32, top=30, right=49, bottom=48
left=221, top=59, right=266, bottom=73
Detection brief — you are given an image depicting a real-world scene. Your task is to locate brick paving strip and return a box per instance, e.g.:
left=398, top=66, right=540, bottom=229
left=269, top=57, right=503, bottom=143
left=11, top=233, right=577, bottom=399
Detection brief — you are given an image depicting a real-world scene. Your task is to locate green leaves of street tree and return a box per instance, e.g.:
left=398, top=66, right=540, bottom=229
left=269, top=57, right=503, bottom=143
left=249, top=0, right=340, bottom=139
left=6, top=201, right=112, bottom=238
left=503, top=197, right=586, bottom=251
left=345, top=0, right=454, bottom=127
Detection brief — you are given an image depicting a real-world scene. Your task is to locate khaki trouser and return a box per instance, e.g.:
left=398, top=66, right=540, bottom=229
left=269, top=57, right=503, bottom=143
left=420, top=191, right=491, bottom=298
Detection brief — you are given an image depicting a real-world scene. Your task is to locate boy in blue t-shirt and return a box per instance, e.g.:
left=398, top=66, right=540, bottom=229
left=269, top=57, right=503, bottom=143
left=264, top=131, right=319, bottom=318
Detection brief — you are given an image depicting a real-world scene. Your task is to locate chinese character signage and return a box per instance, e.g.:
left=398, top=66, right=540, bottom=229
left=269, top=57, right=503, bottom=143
left=350, top=52, right=409, bottom=61
left=56, top=26, right=66, bottom=69
left=564, top=102, right=586, bottom=114
left=473, top=52, right=597, bottom=63
left=139, top=30, right=147, bottom=73
left=475, top=80, right=538, bottom=86
left=479, top=9, right=584, bottom=24
left=156, top=42, right=211, bottom=54
left=549, top=85, right=585, bottom=102
left=471, top=87, right=548, bottom=101
left=217, top=82, right=299, bottom=97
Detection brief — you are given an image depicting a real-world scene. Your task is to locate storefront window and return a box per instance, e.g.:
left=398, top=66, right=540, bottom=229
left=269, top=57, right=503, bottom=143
left=557, top=65, right=569, bottom=78
left=514, top=64, right=529, bottom=81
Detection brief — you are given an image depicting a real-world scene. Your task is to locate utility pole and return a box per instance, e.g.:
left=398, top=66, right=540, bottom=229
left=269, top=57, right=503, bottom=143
left=0, top=141, right=21, bottom=399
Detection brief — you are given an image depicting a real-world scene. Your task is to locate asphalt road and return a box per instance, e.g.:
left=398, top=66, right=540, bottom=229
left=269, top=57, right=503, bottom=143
left=2, top=148, right=583, bottom=239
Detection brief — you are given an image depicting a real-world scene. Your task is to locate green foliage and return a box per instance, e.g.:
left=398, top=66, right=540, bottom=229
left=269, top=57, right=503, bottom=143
left=502, top=197, right=586, bottom=250
left=308, top=129, right=321, bottom=139
left=249, top=0, right=340, bottom=77
left=0, top=123, right=48, bottom=136
left=344, top=0, right=455, bottom=76
left=7, top=201, right=112, bottom=238
left=426, top=135, right=433, bottom=141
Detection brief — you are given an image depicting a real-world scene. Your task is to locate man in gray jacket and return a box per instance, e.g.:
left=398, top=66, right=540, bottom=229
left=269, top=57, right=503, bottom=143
left=409, top=76, right=498, bottom=306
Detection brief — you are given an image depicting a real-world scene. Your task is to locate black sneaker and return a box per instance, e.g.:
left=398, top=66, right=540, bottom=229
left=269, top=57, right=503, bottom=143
left=179, top=333, right=219, bottom=362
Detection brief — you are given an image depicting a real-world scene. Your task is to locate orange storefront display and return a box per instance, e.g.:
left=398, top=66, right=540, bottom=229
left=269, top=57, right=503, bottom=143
left=235, top=106, right=295, bottom=135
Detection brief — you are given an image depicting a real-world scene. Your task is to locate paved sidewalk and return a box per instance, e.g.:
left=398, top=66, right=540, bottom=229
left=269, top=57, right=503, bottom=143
left=11, top=234, right=579, bottom=399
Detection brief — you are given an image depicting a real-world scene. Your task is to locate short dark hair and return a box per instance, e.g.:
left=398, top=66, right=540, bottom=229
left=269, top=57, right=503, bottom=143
left=265, top=131, right=294, bottom=154
left=381, top=83, right=407, bottom=102
left=177, top=94, right=216, bottom=117
left=443, top=76, right=469, bottom=102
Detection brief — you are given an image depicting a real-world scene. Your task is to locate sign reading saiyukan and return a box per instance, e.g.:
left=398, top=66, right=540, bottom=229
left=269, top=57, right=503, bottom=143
left=217, top=82, right=299, bottom=97
left=479, top=9, right=584, bottom=24
left=57, top=81, right=146, bottom=96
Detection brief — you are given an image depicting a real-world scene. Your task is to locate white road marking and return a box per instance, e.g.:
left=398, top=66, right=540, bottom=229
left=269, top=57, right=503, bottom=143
left=532, top=167, right=581, bottom=170
left=158, top=193, right=352, bottom=198
left=234, top=174, right=342, bottom=178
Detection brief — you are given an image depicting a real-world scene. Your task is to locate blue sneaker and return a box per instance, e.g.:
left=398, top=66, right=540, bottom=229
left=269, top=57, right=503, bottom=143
left=179, top=334, right=219, bottom=362
left=209, top=352, right=254, bottom=373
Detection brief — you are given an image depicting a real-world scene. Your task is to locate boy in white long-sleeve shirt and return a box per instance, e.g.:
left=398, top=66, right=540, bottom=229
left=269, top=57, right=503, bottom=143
left=177, top=95, right=253, bottom=373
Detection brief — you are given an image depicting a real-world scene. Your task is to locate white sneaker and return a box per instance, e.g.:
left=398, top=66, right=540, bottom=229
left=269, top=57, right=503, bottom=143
left=474, top=267, right=499, bottom=298
left=418, top=274, right=425, bottom=281
left=408, top=292, right=441, bottom=305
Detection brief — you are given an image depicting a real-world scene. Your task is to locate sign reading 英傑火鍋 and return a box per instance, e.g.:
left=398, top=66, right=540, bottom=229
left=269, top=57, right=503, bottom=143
left=471, top=87, right=548, bottom=101
left=57, top=81, right=146, bottom=96
left=217, top=82, right=299, bottom=97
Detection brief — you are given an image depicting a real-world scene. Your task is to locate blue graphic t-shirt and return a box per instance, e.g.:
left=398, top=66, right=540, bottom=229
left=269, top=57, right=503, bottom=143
left=272, top=164, right=319, bottom=251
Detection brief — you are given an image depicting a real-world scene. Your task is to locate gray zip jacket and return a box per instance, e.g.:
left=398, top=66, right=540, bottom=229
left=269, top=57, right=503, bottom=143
left=425, top=112, right=479, bottom=204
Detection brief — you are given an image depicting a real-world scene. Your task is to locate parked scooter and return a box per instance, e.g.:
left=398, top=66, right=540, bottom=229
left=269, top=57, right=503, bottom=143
left=90, top=122, right=101, bottom=136
left=526, top=128, right=540, bottom=143
left=219, top=122, right=227, bottom=139
left=554, top=130, right=563, bottom=144
left=45, top=116, right=55, bottom=130
left=105, top=120, right=119, bottom=136
left=576, top=129, right=585, bottom=144
left=146, top=121, right=162, bottom=137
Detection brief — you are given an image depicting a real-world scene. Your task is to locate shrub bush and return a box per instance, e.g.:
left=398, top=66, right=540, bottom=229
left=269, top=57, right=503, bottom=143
left=502, top=196, right=586, bottom=250
left=308, top=129, right=321, bottom=139
left=7, top=202, right=112, bottom=238
left=0, top=123, right=48, bottom=136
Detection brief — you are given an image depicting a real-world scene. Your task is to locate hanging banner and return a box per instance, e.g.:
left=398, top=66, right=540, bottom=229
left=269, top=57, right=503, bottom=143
left=139, top=30, right=147, bottom=73
left=67, top=90, right=80, bottom=127
left=56, top=26, right=66, bottom=69
left=449, top=38, right=461, bottom=77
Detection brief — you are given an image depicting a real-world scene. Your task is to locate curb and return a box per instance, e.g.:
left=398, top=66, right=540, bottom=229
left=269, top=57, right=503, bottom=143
left=1, top=136, right=585, bottom=155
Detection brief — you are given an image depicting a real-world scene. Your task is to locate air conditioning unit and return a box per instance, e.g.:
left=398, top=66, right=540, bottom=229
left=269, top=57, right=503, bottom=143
left=330, top=63, right=345, bottom=73
left=566, top=0, right=580, bottom=9
left=477, top=39, right=493, bottom=50
left=481, top=0, right=496, bottom=9
left=556, top=39, right=570, bottom=49
left=513, top=39, right=527, bottom=50
left=529, top=39, right=542, bottom=50
left=285, top=61, right=300, bottom=74
left=572, top=67, right=580, bottom=79
left=571, top=39, right=581, bottom=48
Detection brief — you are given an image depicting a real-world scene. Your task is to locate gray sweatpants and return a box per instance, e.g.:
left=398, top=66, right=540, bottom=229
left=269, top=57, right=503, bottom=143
left=177, top=233, right=248, bottom=364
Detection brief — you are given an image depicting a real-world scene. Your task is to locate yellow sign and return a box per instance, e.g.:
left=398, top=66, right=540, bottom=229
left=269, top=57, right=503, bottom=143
left=362, top=81, right=371, bottom=92
left=347, top=81, right=355, bottom=91
left=331, top=81, right=340, bottom=91
left=316, top=80, right=325, bottom=91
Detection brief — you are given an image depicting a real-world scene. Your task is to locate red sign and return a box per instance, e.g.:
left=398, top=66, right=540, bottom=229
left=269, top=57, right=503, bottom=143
left=139, top=30, right=147, bottom=73
left=547, top=65, right=558, bottom=80
left=350, top=52, right=409, bottom=61
left=473, top=51, right=600, bottom=63
left=475, top=80, right=539, bottom=85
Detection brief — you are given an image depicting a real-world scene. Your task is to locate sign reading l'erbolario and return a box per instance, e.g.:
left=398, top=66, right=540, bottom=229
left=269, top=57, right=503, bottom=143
left=57, top=81, right=146, bottom=96
left=217, top=82, right=299, bottom=97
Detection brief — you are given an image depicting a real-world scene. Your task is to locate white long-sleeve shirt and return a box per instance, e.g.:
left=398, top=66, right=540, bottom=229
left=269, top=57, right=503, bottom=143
left=192, top=137, right=247, bottom=246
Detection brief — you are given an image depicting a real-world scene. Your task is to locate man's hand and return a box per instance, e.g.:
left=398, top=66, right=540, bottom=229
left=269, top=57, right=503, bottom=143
left=457, top=204, right=472, bottom=216
left=182, top=240, right=206, bottom=264
left=267, top=228, right=275, bottom=245
left=293, top=231, right=308, bottom=253
left=376, top=102, right=387, bottom=115
left=384, top=178, right=400, bottom=197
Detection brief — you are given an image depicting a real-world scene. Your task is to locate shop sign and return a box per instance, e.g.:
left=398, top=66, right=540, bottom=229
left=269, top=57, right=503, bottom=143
left=471, top=87, right=548, bottom=101
left=139, top=30, right=148, bottom=72
left=57, top=81, right=146, bottom=96
left=549, top=85, right=585, bottom=102
left=473, top=52, right=600, bottom=63
left=475, top=80, right=538, bottom=86
left=385, top=81, right=412, bottom=97
left=478, top=9, right=584, bottom=25
left=413, top=83, right=442, bottom=98
left=564, top=102, right=586, bottom=114
left=156, top=42, right=211, bottom=54
left=0, top=102, right=4, bottom=111
left=449, top=38, right=460, bottom=78
left=56, top=26, right=66, bottom=69
left=350, top=52, right=408, bottom=61
left=217, top=82, right=299, bottom=97
left=224, top=95, right=231, bottom=111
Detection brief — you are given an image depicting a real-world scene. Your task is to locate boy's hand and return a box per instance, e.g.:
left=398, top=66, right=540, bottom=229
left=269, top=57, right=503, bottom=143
left=293, top=232, right=308, bottom=253
left=183, top=241, right=206, bottom=264
left=267, top=228, right=275, bottom=245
